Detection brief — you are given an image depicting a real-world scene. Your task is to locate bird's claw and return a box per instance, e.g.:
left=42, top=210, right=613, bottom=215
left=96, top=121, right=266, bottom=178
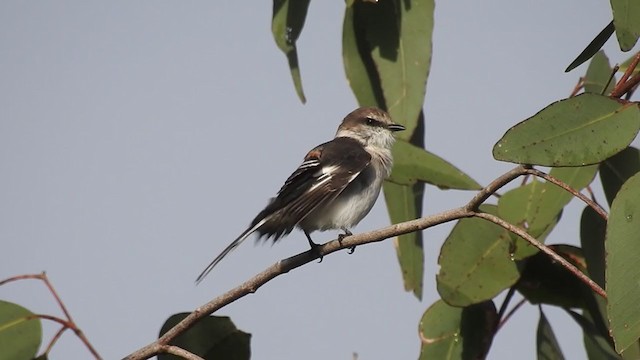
left=308, top=241, right=323, bottom=263
left=348, top=246, right=356, bottom=254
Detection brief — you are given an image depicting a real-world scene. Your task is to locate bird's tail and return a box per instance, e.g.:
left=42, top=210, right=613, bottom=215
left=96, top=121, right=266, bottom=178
left=195, top=219, right=266, bottom=285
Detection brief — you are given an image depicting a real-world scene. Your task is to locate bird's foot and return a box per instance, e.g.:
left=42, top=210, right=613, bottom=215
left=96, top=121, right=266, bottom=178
left=305, top=231, right=323, bottom=263
left=310, top=241, right=323, bottom=263
left=338, top=229, right=356, bottom=254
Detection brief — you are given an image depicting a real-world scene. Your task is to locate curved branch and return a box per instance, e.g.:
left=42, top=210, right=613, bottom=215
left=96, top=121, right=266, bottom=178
left=0, top=273, right=102, bottom=360
left=524, top=167, right=608, bottom=221
left=162, top=345, right=204, bottom=360
left=122, top=164, right=606, bottom=360
left=472, top=211, right=606, bottom=299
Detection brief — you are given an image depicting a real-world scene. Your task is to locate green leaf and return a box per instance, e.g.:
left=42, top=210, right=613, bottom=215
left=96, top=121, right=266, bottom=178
left=584, top=51, right=615, bottom=95
left=622, top=341, right=640, bottom=360
left=581, top=206, right=607, bottom=288
left=352, top=0, right=434, bottom=138
left=271, top=0, right=310, bottom=103
left=610, top=0, right=640, bottom=51
left=517, top=245, right=590, bottom=308
left=419, top=300, right=497, bottom=360
left=567, top=310, right=620, bottom=360
left=606, top=173, right=640, bottom=353
left=0, top=300, right=42, bottom=360
left=388, top=139, right=481, bottom=189
left=158, top=313, right=250, bottom=360
left=342, top=5, right=385, bottom=107
left=599, top=146, right=640, bottom=206
left=537, top=308, right=565, bottom=360
left=497, top=181, right=546, bottom=260
left=345, top=1, right=435, bottom=300
left=493, top=94, right=640, bottom=166
left=437, top=205, right=520, bottom=307
left=384, top=181, right=424, bottom=300
left=566, top=21, right=615, bottom=72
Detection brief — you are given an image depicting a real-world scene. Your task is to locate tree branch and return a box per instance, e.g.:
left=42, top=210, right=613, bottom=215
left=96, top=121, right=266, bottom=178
left=122, top=164, right=606, bottom=360
left=471, top=211, right=606, bottom=299
left=611, top=51, right=640, bottom=98
left=524, top=167, right=608, bottom=221
left=0, top=272, right=102, bottom=359
left=162, top=345, right=204, bottom=360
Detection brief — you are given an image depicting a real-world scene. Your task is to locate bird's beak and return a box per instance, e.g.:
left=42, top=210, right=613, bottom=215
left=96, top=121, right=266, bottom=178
left=387, top=123, right=405, bottom=132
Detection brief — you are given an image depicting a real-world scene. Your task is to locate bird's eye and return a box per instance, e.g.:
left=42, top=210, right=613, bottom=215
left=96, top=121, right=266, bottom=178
left=366, top=117, right=377, bottom=126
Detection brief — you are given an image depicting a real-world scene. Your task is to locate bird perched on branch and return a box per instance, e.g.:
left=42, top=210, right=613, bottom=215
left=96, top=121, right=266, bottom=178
left=196, top=107, right=404, bottom=284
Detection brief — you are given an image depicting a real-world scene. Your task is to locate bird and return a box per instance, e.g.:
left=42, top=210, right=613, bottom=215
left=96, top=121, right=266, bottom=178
left=195, top=107, right=405, bottom=284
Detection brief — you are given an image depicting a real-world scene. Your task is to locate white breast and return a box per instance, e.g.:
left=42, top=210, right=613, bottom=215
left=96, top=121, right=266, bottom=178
left=300, top=149, right=391, bottom=232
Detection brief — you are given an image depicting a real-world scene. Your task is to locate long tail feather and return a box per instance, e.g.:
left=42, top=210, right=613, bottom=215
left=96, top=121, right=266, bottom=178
left=195, top=219, right=266, bottom=285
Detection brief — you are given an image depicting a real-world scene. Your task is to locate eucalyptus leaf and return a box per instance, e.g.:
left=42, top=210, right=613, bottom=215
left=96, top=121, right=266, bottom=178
left=437, top=205, right=519, bottom=307
left=159, top=313, right=250, bottom=360
left=606, top=173, right=640, bottom=353
left=493, top=94, right=640, bottom=166
left=271, top=0, right=310, bottom=103
left=419, top=300, right=497, bottom=360
left=610, top=0, right=640, bottom=51
left=389, top=140, right=481, bottom=190
left=0, top=300, right=42, bottom=360
left=584, top=51, right=615, bottom=95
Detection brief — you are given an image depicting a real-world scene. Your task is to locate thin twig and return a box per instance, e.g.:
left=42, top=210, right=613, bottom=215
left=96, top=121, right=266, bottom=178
left=44, top=327, right=68, bottom=356
left=524, top=168, right=608, bottom=221
left=496, top=287, right=516, bottom=323
left=611, top=52, right=640, bottom=97
left=613, top=73, right=640, bottom=99
left=496, top=298, right=527, bottom=331
left=0, top=272, right=102, bottom=360
left=472, top=211, right=606, bottom=299
left=0, top=273, right=43, bottom=286
left=161, top=345, right=205, bottom=360
left=569, top=77, right=584, bottom=97
left=602, top=65, right=619, bottom=95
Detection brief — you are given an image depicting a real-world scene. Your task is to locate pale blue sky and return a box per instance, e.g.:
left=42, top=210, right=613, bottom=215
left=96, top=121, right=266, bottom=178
left=1, top=1, right=634, bottom=359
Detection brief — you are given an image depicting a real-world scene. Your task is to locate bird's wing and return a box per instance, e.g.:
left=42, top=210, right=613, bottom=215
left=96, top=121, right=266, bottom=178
left=195, top=137, right=371, bottom=284
left=253, top=136, right=372, bottom=239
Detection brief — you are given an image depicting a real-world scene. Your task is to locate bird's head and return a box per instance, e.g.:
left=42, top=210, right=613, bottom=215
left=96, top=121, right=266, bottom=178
left=336, top=107, right=405, bottom=149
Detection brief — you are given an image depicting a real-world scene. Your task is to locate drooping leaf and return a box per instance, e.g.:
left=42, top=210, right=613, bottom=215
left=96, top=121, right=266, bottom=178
left=567, top=310, right=620, bottom=360
left=584, top=51, right=615, bottom=95
left=419, top=300, right=497, bottom=360
left=493, top=94, right=640, bottom=166
left=606, top=173, right=640, bottom=353
left=345, top=1, right=436, bottom=300
left=610, top=0, right=640, bottom=51
left=388, top=139, right=481, bottom=190
left=566, top=21, right=615, bottom=72
left=387, top=111, right=427, bottom=300
left=0, top=300, right=42, bottom=360
left=517, top=245, right=590, bottom=308
left=271, top=0, right=310, bottom=103
left=385, top=181, right=424, bottom=300
left=581, top=206, right=607, bottom=288
left=537, top=308, right=565, bottom=360
left=599, top=146, right=640, bottom=206
left=353, top=0, right=434, bottom=138
left=342, top=5, right=385, bottom=107
left=437, top=205, right=520, bottom=307
left=158, top=313, right=250, bottom=360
